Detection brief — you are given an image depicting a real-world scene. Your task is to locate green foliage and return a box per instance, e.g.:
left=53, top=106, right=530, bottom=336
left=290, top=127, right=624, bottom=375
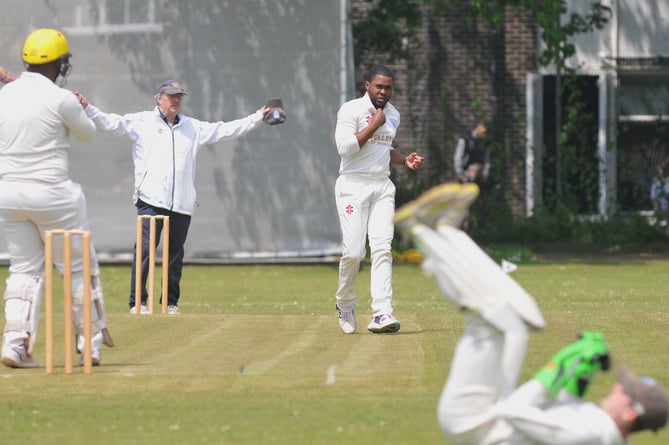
left=455, top=0, right=611, bottom=71
left=421, top=0, right=611, bottom=72
left=543, top=74, right=599, bottom=213
left=531, top=0, right=611, bottom=71
left=481, top=244, right=538, bottom=264
left=469, top=203, right=669, bottom=246
left=351, top=0, right=423, bottom=69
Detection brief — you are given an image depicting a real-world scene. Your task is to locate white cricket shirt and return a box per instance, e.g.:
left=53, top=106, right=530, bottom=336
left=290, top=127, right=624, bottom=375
left=334, top=92, right=400, bottom=180
left=0, top=72, right=95, bottom=182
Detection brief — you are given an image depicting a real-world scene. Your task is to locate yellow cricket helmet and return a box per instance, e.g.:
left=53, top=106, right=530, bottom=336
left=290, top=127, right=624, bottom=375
left=22, top=28, right=70, bottom=65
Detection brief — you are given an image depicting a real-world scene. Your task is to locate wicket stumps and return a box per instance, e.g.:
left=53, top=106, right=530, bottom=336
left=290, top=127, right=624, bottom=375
left=135, top=215, right=170, bottom=314
left=44, top=229, right=93, bottom=375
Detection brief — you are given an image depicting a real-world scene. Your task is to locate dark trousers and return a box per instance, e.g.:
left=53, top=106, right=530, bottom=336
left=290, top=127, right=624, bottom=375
left=128, top=200, right=191, bottom=308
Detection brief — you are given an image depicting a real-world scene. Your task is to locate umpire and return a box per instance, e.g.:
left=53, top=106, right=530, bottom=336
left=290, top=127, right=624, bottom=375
left=77, top=82, right=273, bottom=314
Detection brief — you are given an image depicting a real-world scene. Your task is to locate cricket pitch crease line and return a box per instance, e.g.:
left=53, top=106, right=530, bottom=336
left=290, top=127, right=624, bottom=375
left=326, top=364, right=336, bottom=385
left=241, top=318, right=326, bottom=375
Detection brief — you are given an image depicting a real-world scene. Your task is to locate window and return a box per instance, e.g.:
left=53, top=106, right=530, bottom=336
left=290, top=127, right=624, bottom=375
left=63, top=0, right=162, bottom=36
left=619, top=73, right=669, bottom=122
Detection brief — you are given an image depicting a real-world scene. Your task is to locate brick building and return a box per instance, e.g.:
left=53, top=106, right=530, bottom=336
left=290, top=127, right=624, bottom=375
left=353, top=2, right=538, bottom=218
left=352, top=0, right=669, bottom=221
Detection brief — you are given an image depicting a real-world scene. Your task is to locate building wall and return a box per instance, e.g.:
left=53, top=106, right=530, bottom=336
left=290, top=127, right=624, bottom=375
left=535, top=0, right=669, bottom=214
left=0, top=0, right=344, bottom=260
left=550, top=0, right=669, bottom=73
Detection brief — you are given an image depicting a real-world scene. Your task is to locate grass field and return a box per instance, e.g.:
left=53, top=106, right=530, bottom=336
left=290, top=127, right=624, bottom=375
left=0, top=256, right=668, bottom=444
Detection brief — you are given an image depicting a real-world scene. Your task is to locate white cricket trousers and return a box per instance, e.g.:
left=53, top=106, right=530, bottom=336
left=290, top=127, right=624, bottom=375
left=334, top=175, right=395, bottom=316
left=409, top=223, right=533, bottom=443
left=437, top=314, right=531, bottom=444
left=0, top=179, right=104, bottom=357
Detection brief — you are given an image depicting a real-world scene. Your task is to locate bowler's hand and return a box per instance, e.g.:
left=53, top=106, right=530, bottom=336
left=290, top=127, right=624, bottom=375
left=370, top=108, right=386, bottom=129
left=405, top=152, right=424, bottom=170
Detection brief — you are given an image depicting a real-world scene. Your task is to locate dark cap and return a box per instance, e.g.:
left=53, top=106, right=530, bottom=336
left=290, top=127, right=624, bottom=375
left=157, top=79, right=187, bottom=95
left=263, top=98, right=286, bottom=126
left=618, top=365, right=669, bottom=432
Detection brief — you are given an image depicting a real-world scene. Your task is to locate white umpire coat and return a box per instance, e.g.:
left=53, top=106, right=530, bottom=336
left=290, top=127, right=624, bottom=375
left=85, top=105, right=264, bottom=215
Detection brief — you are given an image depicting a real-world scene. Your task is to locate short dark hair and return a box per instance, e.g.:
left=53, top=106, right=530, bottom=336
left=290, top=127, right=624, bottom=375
left=365, top=64, right=395, bottom=82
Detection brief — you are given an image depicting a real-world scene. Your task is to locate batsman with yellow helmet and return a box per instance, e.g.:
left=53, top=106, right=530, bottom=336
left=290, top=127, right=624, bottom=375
left=0, top=28, right=114, bottom=368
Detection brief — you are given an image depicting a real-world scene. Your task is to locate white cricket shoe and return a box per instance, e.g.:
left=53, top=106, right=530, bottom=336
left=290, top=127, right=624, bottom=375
left=394, top=182, right=480, bottom=235
left=167, top=305, right=181, bottom=315
left=129, top=305, right=150, bottom=315
left=1, top=348, right=39, bottom=369
left=79, top=349, right=101, bottom=367
left=367, top=314, right=401, bottom=333
left=336, top=304, right=357, bottom=334
left=436, top=182, right=481, bottom=229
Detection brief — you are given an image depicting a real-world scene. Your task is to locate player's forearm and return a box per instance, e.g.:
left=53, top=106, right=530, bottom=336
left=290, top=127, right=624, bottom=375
left=389, top=149, right=406, bottom=166
left=84, top=104, right=133, bottom=137
left=335, top=108, right=385, bottom=158
left=453, top=139, right=465, bottom=174
left=499, top=380, right=599, bottom=444
left=354, top=122, right=381, bottom=149
left=60, top=94, right=96, bottom=142
left=202, top=110, right=264, bottom=144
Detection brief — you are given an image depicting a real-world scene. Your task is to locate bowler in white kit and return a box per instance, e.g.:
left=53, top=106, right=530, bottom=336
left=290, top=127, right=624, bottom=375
left=333, top=64, right=424, bottom=334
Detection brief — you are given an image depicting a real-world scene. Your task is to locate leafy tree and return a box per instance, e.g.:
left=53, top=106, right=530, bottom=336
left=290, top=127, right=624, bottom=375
left=428, top=1, right=611, bottom=71
left=350, top=0, right=423, bottom=70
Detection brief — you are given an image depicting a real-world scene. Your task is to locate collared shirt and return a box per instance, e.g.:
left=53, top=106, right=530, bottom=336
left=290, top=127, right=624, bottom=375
left=85, top=104, right=263, bottom=215
left=334, top=92, right=400, bottom=180
left=0, top=72, right=95, bottom=182
left=158, top=109, right=180, bottom=126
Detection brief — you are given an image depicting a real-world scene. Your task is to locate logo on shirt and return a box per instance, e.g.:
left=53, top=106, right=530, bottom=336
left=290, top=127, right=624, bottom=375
left=158, top=128, right=164, bottom=134
left=388, top=118, right=398, bottom=129
left=345, top=204, right=354, bottom=215
left=365, top=115, right=373, bottom=126
left=369, top=134, right=393, bottom=145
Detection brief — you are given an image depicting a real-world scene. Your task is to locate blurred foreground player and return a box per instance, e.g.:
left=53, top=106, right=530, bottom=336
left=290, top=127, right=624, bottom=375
left=394, top=183, right=668, bottom=444
left=0, top=28, right=113, bottom=368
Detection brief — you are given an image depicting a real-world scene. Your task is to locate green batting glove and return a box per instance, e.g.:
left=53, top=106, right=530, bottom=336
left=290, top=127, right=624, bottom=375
left=534, top=331, right=610, bottom=398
